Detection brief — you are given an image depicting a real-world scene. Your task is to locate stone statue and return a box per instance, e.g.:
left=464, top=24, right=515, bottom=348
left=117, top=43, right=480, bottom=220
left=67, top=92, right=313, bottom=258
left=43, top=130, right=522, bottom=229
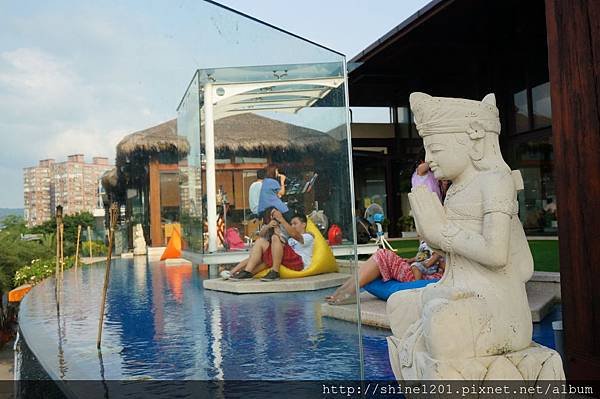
left=133, top=223, right=147, bottom=256
left=386, top=92, right=564, bottom=380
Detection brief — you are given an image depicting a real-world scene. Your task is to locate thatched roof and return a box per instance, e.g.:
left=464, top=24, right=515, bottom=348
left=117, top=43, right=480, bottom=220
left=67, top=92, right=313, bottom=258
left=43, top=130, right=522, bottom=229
left=210, top=113, right=340, bottom=154
left=117, top=119, right=189, bottom=160
left=101, top=168, right=118, bottom=189
left=105, top=113, right=340, bottom=199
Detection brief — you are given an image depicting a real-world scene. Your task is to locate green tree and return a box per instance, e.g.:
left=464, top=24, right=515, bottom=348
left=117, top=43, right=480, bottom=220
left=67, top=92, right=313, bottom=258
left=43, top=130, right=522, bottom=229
left=29, top=211, right=96, bottom=253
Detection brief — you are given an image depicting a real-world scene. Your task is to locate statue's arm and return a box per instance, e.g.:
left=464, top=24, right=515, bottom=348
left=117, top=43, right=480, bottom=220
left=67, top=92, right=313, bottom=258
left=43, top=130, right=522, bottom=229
left=441, top=212, right=511, bottom=269
left=440, top=172, right=515, bottom=269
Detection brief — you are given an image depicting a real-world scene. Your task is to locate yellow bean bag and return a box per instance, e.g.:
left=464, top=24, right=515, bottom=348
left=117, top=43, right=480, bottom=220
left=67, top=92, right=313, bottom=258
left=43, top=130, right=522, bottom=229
left=254, top=219, right=338, bottom=279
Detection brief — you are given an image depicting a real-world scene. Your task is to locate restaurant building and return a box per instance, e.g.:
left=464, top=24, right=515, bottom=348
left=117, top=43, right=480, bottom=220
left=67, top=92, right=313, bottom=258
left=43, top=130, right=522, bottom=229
left=347, top=0, right=599, bottom=380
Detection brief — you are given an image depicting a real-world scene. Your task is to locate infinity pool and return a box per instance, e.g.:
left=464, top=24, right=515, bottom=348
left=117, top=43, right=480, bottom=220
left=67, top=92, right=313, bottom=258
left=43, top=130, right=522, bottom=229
left=19, top=258, right=393, bottom=381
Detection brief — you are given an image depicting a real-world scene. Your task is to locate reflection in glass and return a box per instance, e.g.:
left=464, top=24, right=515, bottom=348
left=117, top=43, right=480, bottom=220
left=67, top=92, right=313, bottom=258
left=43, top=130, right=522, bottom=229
left=514, top=89, right=529, bottom=133
left=396, top=107, right=411, bottom=138
left=515, top=136, right=556, bottom=235
left=532, top=82, right=552, bottom=128
left=351, top=107, right=391, bottom=124
left=354, top=157, right=387, bottom=219
left=178, top=62, right=353, bottom=253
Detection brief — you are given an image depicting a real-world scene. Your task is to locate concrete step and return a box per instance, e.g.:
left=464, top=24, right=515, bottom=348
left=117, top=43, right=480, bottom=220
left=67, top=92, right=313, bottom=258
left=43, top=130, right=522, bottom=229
left=203, top=272, right=349, bottom=294
left=322, top=277, right=561, bottom=329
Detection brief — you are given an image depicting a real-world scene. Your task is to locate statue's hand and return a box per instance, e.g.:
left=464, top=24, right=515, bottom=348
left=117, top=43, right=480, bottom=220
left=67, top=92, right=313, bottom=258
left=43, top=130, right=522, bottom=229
left=408, top=185, right=447, bottom=248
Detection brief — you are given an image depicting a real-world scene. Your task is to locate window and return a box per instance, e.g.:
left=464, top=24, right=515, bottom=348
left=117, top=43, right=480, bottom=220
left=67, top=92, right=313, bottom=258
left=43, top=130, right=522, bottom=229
left=513, top=89, right=529, bottom=133
left=532, top=82, right=552, bottom=128
left=350, top=107, right=392, bottom=124
left=396, top=107, right=411, bottom=138
left=514, top=136, right=556, bottom=235
left=512, top=82, right=552, bottom=133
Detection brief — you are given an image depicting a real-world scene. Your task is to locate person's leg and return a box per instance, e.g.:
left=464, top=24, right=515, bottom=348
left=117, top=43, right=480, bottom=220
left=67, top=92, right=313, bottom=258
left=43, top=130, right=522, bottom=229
left=230, top=258, right=249, bottom=276
left=326, top=256, right=382, bottom=303
left=411, top=265, right=423, bottom=280
left=269, top=234, right=283, bottom=272
left=244, top=238, right=269, bottom=272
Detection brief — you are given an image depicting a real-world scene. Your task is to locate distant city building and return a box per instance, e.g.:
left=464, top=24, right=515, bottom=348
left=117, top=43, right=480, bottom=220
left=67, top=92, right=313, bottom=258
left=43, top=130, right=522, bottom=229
left=23, top=154, right=112, bottom=226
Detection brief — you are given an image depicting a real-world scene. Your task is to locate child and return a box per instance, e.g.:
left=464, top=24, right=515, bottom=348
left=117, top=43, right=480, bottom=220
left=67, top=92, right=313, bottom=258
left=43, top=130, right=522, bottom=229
left=409, top=240, right=445, bottom=280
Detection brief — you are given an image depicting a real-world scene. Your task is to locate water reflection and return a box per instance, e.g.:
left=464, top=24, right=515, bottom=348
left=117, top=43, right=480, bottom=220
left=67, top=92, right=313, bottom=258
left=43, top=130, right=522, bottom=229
left=19, top=258, right=393, bottom=380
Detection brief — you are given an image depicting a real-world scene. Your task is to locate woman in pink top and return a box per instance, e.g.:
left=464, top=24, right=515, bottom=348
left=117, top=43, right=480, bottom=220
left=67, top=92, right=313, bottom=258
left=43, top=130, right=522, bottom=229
left=411, top=160, right=442, bottom=201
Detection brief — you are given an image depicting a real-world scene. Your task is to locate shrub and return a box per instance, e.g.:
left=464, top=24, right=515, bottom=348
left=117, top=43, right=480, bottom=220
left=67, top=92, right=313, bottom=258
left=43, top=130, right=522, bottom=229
left=0, top=218, right=54, bottom=294
left=13, top=257, right=76, bottom=287
left=81, top=240, right=108, bottom=257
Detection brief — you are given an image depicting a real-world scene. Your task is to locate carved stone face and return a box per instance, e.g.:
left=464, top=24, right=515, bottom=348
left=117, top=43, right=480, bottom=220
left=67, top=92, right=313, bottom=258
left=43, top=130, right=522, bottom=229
left=423, top=134, right=470, bottom=181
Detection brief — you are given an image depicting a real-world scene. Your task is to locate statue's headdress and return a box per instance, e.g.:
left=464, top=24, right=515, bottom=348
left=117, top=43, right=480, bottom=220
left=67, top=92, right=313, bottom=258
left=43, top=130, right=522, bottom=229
left=409, top=92, right=501, bottom=138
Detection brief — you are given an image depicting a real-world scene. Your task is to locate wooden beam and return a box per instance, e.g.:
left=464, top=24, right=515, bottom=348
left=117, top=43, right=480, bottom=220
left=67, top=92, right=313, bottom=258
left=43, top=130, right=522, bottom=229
left=214, top=162, right=268, bottom=171
left=545, top=0, right=600, bottom=379
left=149, top=157, right=162, bottom=246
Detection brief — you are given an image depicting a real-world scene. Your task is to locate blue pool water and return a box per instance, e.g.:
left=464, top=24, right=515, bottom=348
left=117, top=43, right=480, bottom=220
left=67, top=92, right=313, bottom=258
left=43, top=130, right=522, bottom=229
left=19, top=258, right=393, bottom=381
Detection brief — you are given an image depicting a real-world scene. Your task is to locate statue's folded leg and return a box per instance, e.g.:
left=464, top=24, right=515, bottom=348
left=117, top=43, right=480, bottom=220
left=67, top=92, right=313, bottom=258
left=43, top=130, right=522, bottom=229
left=386, top=288, right=423, bottom=339
left=386, top=288, right=424, bottom=380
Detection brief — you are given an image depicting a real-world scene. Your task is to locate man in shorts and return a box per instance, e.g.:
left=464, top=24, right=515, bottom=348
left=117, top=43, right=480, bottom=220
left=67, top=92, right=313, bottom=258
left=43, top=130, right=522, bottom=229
left=229, top=210, right=314, bottom=281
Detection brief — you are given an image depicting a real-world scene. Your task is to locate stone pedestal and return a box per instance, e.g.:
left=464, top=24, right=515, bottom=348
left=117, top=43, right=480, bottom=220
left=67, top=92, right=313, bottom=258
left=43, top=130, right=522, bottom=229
left=388, top=336, right=564, bottom=380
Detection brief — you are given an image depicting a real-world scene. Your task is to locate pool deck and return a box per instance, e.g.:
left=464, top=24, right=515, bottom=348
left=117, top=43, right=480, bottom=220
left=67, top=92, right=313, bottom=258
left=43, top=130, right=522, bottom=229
left=203, top=272, right=349, bottom=294
left=321, top=271, right=561, bottom=329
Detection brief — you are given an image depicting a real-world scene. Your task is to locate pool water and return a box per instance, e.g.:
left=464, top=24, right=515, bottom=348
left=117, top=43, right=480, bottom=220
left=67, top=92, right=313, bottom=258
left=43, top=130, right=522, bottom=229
left=19, top=258, right=393, bottom=381
left=18, top=257, right=558, bottom=383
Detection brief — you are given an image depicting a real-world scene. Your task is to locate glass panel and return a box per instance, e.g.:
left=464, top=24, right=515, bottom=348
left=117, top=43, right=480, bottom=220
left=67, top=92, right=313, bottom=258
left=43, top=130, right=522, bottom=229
left=351, top=107, right=391, bottom=123
left=532, top=82, right=552, bottom=128
left=178, top=71, right=203, bottom=252
left=160, top=172, right=180, bottom=245
left=514, top=136, right=557, bottom=235
left=175, top=0, right=364, bottom=382
left=514, top=89, right=529, bottom=133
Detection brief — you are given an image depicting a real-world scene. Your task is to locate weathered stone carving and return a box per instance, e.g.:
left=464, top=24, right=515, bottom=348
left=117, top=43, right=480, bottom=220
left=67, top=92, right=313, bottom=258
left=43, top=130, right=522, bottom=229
left=386, top=92, right=564, bottom=380
left=133, top=223, right=147, bottom=256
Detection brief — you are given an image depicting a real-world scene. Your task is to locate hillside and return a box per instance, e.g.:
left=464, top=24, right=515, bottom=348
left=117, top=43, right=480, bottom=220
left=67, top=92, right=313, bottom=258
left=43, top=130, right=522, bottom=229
left=0, top=208, right=24, bottom=222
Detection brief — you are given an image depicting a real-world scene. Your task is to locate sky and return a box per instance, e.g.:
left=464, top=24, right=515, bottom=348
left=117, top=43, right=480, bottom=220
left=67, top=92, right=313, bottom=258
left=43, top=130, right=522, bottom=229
left=0, top=0, right=430, bottom=208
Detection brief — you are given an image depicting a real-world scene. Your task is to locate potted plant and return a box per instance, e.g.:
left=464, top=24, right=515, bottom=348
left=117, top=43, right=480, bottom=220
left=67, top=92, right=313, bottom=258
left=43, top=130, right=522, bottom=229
left=397, top=216, right=416, bottom=237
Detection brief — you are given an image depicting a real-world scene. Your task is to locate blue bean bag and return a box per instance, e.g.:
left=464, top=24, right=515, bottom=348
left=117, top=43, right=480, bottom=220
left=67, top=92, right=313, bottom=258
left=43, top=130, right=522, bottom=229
left=363, top=278, right=439, bottom=301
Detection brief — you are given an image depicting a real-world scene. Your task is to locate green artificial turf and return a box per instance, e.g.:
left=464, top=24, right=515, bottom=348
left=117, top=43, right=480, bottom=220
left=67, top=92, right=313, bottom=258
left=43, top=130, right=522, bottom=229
left=389, top=239, right=559, bottom=273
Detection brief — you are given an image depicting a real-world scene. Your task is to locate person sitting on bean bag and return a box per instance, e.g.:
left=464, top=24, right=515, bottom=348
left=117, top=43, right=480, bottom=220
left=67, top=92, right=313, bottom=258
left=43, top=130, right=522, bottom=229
left=229, top=210, right=314, bottom=282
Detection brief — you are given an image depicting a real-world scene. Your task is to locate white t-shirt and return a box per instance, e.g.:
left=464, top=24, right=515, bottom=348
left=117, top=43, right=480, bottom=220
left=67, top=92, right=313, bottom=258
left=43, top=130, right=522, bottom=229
left=288, top=233, right=314, bottom=269
left=248, top=180, right=262, bottom=214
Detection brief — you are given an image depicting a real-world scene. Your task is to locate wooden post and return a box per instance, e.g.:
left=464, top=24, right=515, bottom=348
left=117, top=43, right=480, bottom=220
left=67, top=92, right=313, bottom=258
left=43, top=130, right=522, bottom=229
left=74, top=225, right=81, bottom=271
left=87, top=225, right=93, bottom=260
left=545, top=0, right=600, bottom=379
left=149, top=157, right=162, bottom=246
left=97, top=203, right=118, bottom=349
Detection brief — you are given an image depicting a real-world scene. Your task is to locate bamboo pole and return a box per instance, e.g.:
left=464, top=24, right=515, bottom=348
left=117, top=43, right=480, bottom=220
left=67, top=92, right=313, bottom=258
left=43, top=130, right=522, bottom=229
left=88, top=225, right=93, bottom=260
left=97, top=203, right=118, bottom=349
left=59, top=223, right=64, bottom=296
left=55, top=205, right=63, bottom=308
left=55, top=223, right=60, bottom=305
left=74, top=225, right=82, bottom=271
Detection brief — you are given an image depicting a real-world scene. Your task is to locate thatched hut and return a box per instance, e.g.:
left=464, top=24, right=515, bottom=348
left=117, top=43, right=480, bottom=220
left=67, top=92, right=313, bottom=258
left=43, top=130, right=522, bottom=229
left=105, top=113, right=341, bottom=247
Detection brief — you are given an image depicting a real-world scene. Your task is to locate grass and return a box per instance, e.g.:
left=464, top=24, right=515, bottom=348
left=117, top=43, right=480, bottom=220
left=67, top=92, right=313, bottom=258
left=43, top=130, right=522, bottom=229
left=389, top=239, right=559, bottom=273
